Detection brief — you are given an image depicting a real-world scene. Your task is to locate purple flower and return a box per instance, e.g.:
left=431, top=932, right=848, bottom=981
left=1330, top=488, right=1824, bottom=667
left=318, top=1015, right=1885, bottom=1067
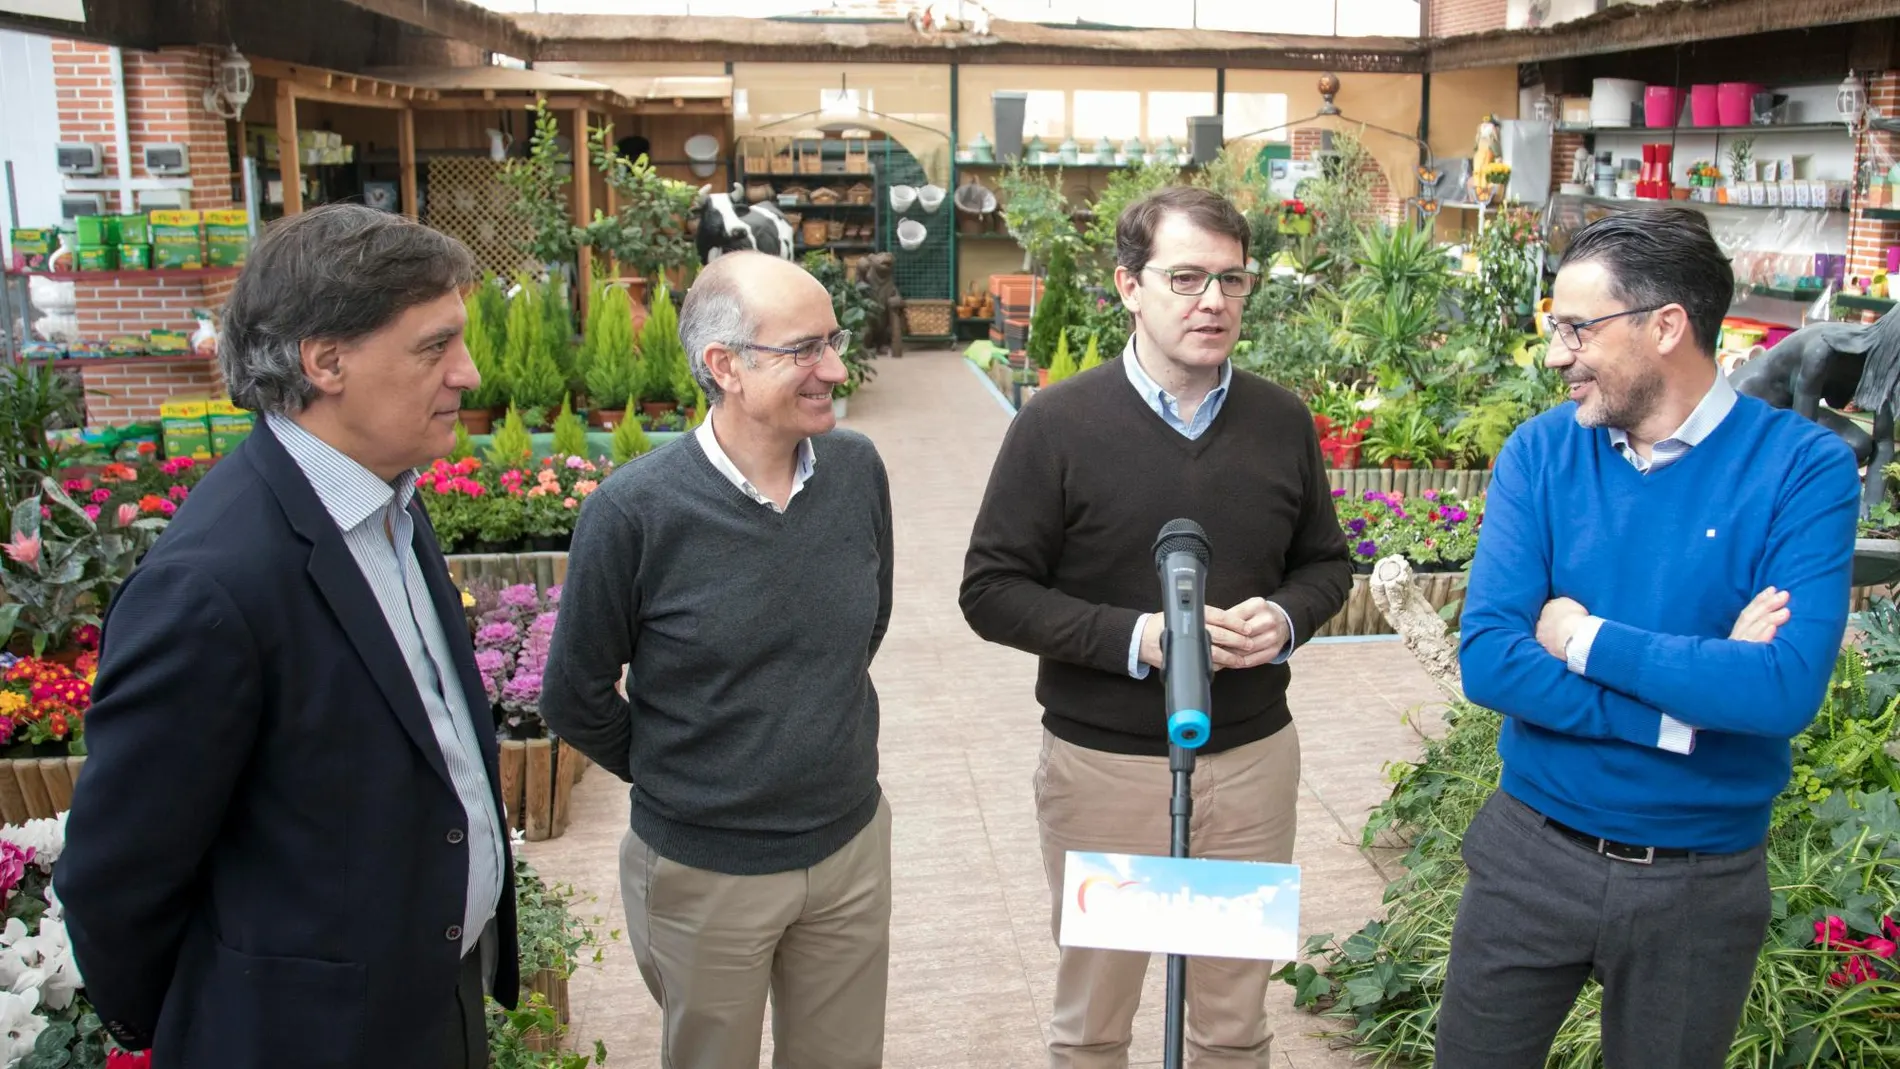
left=1347, top=517, right=1367, bottom=535
left=565, top=455, right=587, bottom=469
left=545, top=584, right=562, bottom=606
left=1355, top=539, right=1379, bottom=558
left=1441, top=506, right=1468, bottom=523
left=0, top=840, right=33, bottom=897
left=1362, top=490, right=1380, bottom=502
left=499, top=584, right=541, bottom=611
left=530, top=611, right=558, bottom=640
left=475, top=648, right=508, bottom=677
left=1331, top=488, right=1347, bottom=498
left=475, top=621, right=520, bottom=650
left=1422, top=489, right=1439, bottom=501
left=501, top=671, right=542, bottom=709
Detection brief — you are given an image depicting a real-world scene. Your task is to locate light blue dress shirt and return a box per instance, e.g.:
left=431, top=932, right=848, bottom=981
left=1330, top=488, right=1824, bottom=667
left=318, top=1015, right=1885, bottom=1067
left=1118, top=336, right=1297, bottom=678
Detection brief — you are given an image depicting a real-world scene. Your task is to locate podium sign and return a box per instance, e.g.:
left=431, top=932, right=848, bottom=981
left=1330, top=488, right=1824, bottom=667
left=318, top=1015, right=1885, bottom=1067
left=1058, top=851, right=1300, bottom=961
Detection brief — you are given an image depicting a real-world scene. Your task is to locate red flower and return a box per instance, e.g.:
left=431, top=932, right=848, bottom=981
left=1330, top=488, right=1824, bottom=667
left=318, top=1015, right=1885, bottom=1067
left=107, top=1051, right=152, bottom=1069
left=135, top=441, right=157, bottom=456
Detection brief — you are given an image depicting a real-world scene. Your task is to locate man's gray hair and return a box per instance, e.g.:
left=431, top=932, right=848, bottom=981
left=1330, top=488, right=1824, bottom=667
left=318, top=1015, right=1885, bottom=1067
left=678, top=255, right=761, bottom=406
left=219, top=204, right=478, bottom=414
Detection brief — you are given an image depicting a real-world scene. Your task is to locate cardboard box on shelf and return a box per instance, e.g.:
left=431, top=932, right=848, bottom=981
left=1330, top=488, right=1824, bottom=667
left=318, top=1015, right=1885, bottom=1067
left=76, top=246, right=117, bottom=272
left=203, top=210, right=250, bottom=268
left=159, top=395, right=212, bottom=461
left=205, top=398, right=255, bottom=456
left=150, top=210, right=204, bottom=269
left=8, top=228, right=61, bottom=271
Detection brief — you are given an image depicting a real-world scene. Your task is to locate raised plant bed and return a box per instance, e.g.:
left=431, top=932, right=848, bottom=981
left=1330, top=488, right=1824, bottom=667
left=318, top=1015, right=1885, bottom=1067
left=1326, top=468, right=1492, bottom=498
left=497, top=738, right=586, bottom=843
left=0, top=756, right=85, bottom=824
left=1317, top=572, right=1466, bottom=638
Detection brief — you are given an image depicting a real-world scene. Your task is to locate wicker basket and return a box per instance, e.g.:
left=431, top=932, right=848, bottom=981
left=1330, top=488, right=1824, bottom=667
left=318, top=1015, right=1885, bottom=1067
left=801, top=220, right=828, bottom=247
left=908, top=298, right=953, bottom=336
left=826, top=218, right=846, bottom=241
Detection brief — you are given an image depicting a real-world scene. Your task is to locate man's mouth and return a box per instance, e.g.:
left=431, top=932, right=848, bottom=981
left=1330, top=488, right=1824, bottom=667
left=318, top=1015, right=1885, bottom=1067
left=797, top=389, right=831, bottom=403
left=1188, top=324, right=1226, bottom=336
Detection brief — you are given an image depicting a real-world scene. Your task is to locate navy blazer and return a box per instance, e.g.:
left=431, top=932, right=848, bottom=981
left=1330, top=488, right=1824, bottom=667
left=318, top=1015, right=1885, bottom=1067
left=56, top=421, right=518, bottom=1066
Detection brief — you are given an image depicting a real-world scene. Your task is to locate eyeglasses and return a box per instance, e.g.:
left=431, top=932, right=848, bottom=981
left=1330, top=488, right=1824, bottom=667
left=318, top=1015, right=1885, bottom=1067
left=1143, top=266, right=1259, bottom=298
left=742, top=330, right=852, bottom=367
left=1544, top=306, right=1664, bottom=352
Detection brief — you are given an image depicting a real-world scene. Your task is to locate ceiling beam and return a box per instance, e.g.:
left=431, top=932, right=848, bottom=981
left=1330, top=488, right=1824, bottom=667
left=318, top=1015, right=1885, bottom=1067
left=1429, top=0, right=1900, bottom=70
left=332, top=0, right=537, bottom=59
left=533, top=38, right=1422, bottom=74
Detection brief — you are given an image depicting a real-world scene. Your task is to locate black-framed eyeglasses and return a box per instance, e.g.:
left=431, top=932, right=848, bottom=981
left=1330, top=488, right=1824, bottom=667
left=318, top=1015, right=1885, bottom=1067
left=1544, top=306, right=1664, bottom=352
left=1143, top=266, right=1259, bottom=298
left=742, top=330, right=852, bottom=367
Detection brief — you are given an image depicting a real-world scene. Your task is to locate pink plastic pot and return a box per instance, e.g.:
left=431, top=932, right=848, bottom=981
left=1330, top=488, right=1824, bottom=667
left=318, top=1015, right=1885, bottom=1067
left=1763, top=326, right=1794, bottom=350
left=1644, top=86, right=1682, bottom=128
left=1717, top=82, right=1763, bottom=127
left=1690, top=84, right=1719, bottom=126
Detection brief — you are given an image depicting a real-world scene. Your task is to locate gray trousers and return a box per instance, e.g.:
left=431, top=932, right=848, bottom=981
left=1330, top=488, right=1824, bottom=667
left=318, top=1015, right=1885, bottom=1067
left=1435, top=791, right=1770, bottom=1069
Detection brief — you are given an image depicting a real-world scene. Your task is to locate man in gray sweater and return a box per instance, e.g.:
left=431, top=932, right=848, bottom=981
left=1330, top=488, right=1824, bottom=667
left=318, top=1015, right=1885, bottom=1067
left=541, top=251, right=895, bottom=1069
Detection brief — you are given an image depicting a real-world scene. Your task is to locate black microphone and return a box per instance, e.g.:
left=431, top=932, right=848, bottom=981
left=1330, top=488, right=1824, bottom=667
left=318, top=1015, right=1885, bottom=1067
left=1152, top=519, right=1212, bottom=749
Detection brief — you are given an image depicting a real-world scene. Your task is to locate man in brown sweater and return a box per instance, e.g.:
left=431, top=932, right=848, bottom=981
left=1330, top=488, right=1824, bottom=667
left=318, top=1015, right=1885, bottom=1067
left=960, top=186, right=1350, bottom=1069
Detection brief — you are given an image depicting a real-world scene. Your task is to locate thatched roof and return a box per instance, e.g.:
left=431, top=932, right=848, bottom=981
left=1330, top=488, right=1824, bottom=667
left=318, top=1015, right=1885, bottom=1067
left=1429, top=0, right=1900, bottom=69
left=518, top=14, right=1425, bottom=72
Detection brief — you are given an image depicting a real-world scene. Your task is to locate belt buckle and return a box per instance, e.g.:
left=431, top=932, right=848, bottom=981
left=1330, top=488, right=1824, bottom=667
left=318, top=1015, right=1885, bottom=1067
left=1596, top=837, right=1654, bottom=865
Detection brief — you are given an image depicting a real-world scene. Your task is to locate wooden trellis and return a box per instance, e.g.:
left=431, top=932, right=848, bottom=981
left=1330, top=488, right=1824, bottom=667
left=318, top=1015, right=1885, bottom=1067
left=426, top=158, right=536, bottom=280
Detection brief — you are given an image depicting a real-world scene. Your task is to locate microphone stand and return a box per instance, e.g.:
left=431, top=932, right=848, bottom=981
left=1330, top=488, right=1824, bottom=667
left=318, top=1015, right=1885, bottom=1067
left=1160, top=632, right=1209, bottom=1069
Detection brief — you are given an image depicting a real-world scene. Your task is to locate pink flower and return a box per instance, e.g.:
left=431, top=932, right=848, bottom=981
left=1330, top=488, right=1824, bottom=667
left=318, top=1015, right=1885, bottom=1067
left=1816, top=916, right=1849, bottom=948
left=117, top=503, right=138, bottom=527
left=82, top=504, right=100, bottom=522
left=566, top=455, right=586, bottom=469
left=89, top=489, right=110, bottom=504
left=0, top=841, right=34, bottom=899
left=168, top=484, right=189, bottom=501
left=563, top=497, right=578, bottom=509
left=575, top=479, right=598, bottom=495
left=4, top=532, right=41, bottom=571
left=1861, top=937, right=1897, bottom=960
left=157, top=499, right=176, bottom=516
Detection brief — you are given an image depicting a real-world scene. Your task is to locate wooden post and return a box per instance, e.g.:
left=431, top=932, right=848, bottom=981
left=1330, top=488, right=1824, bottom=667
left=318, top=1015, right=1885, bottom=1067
left=499, top=740, right=526, bottom=831
left=572, top=107, right=593, bottom=320
left=551, top=739, right=579, bottom=836
left=276, top=82, right=303, bottom=216
left=398, top=107, right=418, bottom=220
left=36, top=758, right=73, bottom=814
left=0, top=765, right=26, bottom=825
left=524, top=738, right=553, bottom=841
left=14, top=762, right=50, bottom=820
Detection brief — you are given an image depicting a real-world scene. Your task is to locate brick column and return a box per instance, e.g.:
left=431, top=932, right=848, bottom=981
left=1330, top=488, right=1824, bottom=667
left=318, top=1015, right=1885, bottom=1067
left=48, top=40, right=237, bottom=427
left=1550, top=131, right=1586, bottom=195
left=1848, top=73, right=1900, bottom=300
left=1292, top=129, right=1400, bottom=224
left=1429, top=0, right=1508, bottom=37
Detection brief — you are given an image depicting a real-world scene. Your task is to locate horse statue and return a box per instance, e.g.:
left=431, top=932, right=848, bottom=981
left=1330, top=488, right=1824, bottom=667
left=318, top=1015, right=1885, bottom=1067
left=1728, top=301, right=1900, bottom=516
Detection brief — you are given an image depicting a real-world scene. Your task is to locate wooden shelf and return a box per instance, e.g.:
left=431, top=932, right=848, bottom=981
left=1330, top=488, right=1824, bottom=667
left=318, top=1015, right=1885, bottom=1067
left=956, top=160, right=1201, bottom=170
left=1837, top=294, right=1896, bottom=313
left=1748, top=285, right=1827, bottom=301
left=3, top=268, right=241, bottom=282
left=1861, top=207, right=1900, bottom=221
left=23, top=354, right=213, bottom=368
left=1560, top=122, right=1848, bottom=136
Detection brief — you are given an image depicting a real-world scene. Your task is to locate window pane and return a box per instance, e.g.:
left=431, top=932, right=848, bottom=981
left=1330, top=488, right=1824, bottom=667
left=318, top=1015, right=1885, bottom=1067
left=1074, top=90, right=1141, bottom=141
left=1147, top=91, right=1215, bottom=143
left=1020, top=89, right=1068, bottom=141
left=1223, top=93, right=1288, bottom=142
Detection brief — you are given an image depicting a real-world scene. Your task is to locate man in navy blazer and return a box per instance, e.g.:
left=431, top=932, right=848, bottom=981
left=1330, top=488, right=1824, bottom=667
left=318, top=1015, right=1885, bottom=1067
left=56, top=204, right=518, bottom=1068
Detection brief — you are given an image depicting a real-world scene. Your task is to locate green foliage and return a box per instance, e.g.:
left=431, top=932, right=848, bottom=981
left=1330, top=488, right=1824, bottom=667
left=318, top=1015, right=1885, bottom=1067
left=1457, top=204, right=1544, bottom=363
left=636, top=280, right=690, bottom=405
left=0, top=362, right=86, bottom=501
left=582, top=284, right=640, bottom=409
left=450, top=419, right=474, bottom=463
left=1192, top=142, right=1289, bottom=272
left=582, top=121, right=698, bottom=280
left=611, top=394, right=654, bottom=463
left=1045, top=331, right=1079, bottom=384
left=486, top=404, right=535, bottom=469
left=550, top=394, right=588, bottom=458
left=1362, top=394, right=1446, bottom=466
left=1284, top=626, right=1900, bottom=1067
left=997, top=163, right=1081, bottom=271
left=489, top=856, right=614, bottom=1067
left=1028, top=242, right=1080, bottom=370
left=801, top=252, right=880, bottom=397
left=487, top=994, right=608, bottom=1069
left=1078, top=333, right=1104, bottom=373
left=506, top=279, right=568, bottom=415
left=542, top=277, right=574, bottom=383
left=1081, top=158, right=1184, bottom=281
left=499, top=100, right=581, bottom=265
left=463, top=283, right=510, bottom=410
left=1300, top=129, right=1379, bottom=279
left=0, top=478, right=166, bottom=660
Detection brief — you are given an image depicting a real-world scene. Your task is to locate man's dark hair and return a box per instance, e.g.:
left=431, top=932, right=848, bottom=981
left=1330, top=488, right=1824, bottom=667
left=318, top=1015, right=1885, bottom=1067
left=1115, top=185, right=1251, bottom=274
left=1557, top=205, right=1732, bottom=356
left=219, top=203, right=479, bottom=414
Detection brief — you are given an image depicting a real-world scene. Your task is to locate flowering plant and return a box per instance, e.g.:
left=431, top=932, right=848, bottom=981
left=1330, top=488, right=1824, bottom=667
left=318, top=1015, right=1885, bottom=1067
left=0, top=646, right=96, bottom=756
left=420, top=454, right=611, bottom=555
left=1, top=478, right=167, bottom=658
left=1313, top=414, right=1373, bottom=468
left=1814, top=913, right=1900, bottom=988
left=1333, top=488, right=1483, bottom=573
left=469, top=582, right=563, bottom=739
left=1275, top=198, right=1314, bottom=237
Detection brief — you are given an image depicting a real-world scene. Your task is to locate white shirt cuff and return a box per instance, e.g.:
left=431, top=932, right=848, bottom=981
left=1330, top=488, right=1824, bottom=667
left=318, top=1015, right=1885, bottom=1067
left=1658, top=715, right=1697, bottom=755
left=1268, top=601, right=1296, bottom=664
left=1564, top=614, right=1605, bottom=675
left=1128, top=612, right=1152, bottom=679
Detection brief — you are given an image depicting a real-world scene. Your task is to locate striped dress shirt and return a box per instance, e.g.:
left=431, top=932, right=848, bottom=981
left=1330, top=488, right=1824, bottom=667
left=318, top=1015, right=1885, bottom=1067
left=1564, top=372, right=1739, bottom=756
left=267, top=415, right=504, bottom=956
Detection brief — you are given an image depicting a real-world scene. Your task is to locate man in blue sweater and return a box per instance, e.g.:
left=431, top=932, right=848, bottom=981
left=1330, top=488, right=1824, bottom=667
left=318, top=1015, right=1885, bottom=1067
left=1441, top=206, right=1861, bottom=1068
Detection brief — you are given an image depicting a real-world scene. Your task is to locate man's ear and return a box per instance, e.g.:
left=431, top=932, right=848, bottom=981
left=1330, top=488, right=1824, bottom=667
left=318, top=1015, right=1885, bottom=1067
left=1114, top=265, right=1142, bottom=316
left=301, top=337, right=345, bottom=398
left=703, top=342, right=745, bottom=400
left=1653, top=304, right=1695, bottom=359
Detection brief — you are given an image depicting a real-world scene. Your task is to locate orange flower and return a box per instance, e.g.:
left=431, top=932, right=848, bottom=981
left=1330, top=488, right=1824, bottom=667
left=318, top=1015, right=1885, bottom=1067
left=139, top=494, right=166, bottom=513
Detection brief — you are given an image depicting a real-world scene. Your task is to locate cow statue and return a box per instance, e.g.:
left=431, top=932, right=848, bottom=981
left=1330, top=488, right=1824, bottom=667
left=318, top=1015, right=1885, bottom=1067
left=693, top=183, right=796, bottom=264
left=1729, top=301, right=1900, bottom=516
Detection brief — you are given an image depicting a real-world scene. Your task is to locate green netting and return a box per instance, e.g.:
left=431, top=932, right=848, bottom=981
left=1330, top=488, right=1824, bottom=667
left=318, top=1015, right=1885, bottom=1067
left=877, top=139, right=953, bottom=308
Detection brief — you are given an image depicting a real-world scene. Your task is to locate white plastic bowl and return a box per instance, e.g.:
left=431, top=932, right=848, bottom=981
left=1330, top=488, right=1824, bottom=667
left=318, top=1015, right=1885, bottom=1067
left=897, top=219, right=927, bottom=250
left=917, top=184, right=946, bottom=213
left=889, top=184, right=917, bottom=212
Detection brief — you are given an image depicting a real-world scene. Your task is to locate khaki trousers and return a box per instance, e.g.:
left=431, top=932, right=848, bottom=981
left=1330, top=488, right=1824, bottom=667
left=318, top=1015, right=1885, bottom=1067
left=619, top=796, right=893, bottom=1069
left=1035, top=724, right=1301, bottom=1069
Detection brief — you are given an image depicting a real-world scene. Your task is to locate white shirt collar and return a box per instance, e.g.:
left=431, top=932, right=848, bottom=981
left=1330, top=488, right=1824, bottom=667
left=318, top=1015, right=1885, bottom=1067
left=693, top=414, right=816, bottom=512
left=1122, top=333, right=1232, bottom=412
left=266, top=413, right=413, bottom=533
left=1605, top=370, right=1738, bottom=454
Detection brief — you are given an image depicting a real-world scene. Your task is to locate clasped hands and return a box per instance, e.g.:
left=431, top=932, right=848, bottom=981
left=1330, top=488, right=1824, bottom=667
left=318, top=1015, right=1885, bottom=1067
left=1141, top=597, right=1287, bottom=672
left=1535, top=585, right=1792, bottom=661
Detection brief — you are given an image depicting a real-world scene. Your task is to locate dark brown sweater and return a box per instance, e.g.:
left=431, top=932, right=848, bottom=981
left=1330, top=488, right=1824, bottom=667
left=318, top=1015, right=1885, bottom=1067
left=959, top=355, right=1352, bottom=756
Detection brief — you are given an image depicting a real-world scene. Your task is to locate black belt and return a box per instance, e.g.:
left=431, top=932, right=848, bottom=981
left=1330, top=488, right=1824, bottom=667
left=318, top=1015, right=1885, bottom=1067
left=1544, top=816, right=1692, bottom=864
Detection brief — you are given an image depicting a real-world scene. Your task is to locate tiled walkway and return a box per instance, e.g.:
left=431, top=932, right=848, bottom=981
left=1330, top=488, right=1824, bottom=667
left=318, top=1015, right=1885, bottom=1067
left=522, top=351, right=1449, bottom=1067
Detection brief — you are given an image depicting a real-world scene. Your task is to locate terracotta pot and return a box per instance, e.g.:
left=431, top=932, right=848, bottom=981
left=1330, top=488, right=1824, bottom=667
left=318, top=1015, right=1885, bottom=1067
left=459, top=409, right=493, bottom=435
left=1387, top=459, right=1414, bottom=471
left=609, top=277, right=651, bottom=336
left=587, top=408, right=626, bottom=430
left=1432, top=458, right=1453, bottom=470
left=641, top=401, right=678, bottom=421
left=1037, top=367, right=1051, bottom=387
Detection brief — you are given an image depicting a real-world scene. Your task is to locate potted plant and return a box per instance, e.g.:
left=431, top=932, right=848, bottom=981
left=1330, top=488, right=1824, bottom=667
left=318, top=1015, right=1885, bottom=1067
left=583, top=123, right=697, bottom=303
left=2, top=479, right=166, bottom=660
left=1364, top=400, right=1441, bottom=471
left=500, top=100, right=584, bottom=271
left=634, top=281, right=687, bottom=424
left=462, top=283, right=510, bottom=434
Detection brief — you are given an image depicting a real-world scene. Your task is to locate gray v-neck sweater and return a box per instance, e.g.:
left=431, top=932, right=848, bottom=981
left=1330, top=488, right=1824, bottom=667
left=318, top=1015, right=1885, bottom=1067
left=541, top=428, right=894, bottom=875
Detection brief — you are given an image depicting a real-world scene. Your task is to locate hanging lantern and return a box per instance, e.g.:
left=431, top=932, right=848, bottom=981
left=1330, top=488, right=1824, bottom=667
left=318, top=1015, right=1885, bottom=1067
left=1839, top=71, right=1868, bottom=137
left=203, top=45, right=253, bottom=120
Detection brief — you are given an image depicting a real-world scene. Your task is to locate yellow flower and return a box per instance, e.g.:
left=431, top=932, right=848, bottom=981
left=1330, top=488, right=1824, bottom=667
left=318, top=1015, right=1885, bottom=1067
left=461, top=590, right=476, bottom=608
left=0, top=691, right=26, bottom=716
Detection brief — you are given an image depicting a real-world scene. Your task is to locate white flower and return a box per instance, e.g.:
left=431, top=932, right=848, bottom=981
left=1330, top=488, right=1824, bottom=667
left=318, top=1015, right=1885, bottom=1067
left=0, top=987, right=42, bottom=1068
left=0, top=813, right=67, bottom=872
left=1355, top=395, right=1384, bottom=413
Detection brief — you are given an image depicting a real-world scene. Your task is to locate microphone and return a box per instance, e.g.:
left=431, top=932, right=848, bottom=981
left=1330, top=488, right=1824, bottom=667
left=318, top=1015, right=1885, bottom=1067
left=1152, top=519, right=1212, bottom=750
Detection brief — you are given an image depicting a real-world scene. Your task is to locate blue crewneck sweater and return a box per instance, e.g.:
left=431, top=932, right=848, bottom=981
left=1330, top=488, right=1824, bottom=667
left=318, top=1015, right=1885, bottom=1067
left=1458, top=394, right=1860, bottom=853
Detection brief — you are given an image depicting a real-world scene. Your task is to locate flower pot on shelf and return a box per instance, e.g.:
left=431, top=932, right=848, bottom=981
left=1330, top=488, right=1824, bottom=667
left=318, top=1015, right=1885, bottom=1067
left=459, top=409, right=494, bottom=435
left=587, top=407, right=626, bottom=430
left=641, top=401, right=678, bottom=421
left=1386, top=459, right=1414, bottom=471
left=1432, top=458, right=1453, bottom=470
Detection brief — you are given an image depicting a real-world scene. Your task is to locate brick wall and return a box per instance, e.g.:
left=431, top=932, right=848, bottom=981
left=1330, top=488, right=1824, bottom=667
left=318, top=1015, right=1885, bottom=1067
left=1429, top=0, right=1508, bottom=38
left=50, top=40, right=238, bottom=426
left=1550, top=130, right=1587, bottom=195
left=1847, top=74, right=1900, bottom=295
left=1293, top=128, right=1401, bottom=224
